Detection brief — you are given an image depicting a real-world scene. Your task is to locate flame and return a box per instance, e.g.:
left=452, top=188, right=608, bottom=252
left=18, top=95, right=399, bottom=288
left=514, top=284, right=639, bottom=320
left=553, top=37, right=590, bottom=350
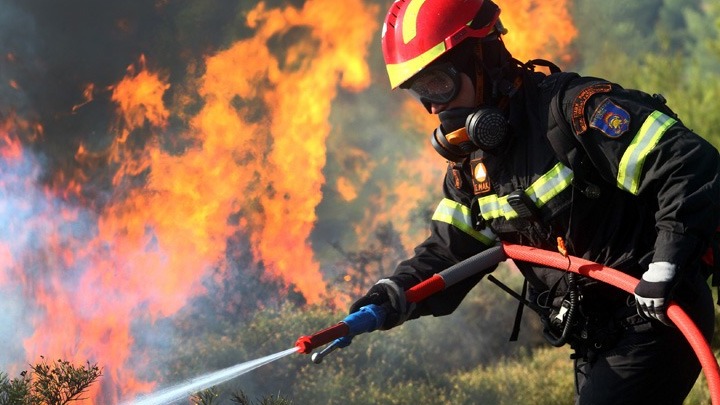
left=498, top=0, right=578, bottom=65
left=1, top=119, right=23, bottom=160
left=111, top=56, right=169, bottom=129
left=206, top=0, right=379, bottom=304
left=72, top=83, right=96, bottom=114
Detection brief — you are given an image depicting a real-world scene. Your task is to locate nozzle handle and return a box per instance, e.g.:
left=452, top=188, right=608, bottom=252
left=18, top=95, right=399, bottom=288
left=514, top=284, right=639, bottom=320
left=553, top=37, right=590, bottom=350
left=295, top=304, right=385, bottom=354
left=344, top=304, right=386, bottom=335
left=295, top=246, right=506, bottom=355
left=311, top=337, right=352, bottom=364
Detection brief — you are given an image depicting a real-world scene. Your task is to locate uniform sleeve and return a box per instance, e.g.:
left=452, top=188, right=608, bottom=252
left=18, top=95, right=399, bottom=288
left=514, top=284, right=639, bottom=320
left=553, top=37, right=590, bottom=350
left=389, top=161, right=498, bottom=318
left=566, top=81, right=720, bottom=268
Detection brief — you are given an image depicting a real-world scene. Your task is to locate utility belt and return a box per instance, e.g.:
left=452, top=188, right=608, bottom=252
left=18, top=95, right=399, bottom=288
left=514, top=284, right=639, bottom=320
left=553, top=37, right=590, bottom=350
left=490, top=272, right=651, bottom=351
left=544, top=292, right=650, bottom=354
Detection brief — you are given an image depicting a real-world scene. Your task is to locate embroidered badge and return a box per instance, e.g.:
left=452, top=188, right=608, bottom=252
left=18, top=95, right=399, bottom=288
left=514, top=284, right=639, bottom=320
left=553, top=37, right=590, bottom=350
left=571, top=83, right=612, bottom=135
left=452, top=167, right=462, bottom=190
left=470, top=158, right=491, bottom=195
left=589, top=98, right=631, bottom=139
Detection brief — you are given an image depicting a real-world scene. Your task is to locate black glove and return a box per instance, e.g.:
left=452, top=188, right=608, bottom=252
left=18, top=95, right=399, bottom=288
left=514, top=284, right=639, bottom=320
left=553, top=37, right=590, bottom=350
left=634, top=262, right=677, bottom=326
left=349, top=278, right=416, bottom=330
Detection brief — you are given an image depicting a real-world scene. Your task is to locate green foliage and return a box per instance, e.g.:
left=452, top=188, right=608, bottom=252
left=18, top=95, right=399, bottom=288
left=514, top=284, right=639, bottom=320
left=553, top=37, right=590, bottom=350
left=448, top=347, right=574, bottom=405
left=229, top=390, right=293, bottom=405
left=191, top=388, right=220, bottom=404
left=570, top=0, right=720, bottom=148
left=190, top=388, right=293, bottom=404
left=0, top=371, right=31, bottom=405
left=0, top=357, right=101, bottom=405
left=570, top=0, right=703, bottom=74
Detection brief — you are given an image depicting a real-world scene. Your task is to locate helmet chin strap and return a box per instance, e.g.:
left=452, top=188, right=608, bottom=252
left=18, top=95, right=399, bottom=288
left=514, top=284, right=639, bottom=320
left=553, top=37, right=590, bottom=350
left=479, top=36, right=522, bottom=109
left=473, top=41, right=485, bottom=107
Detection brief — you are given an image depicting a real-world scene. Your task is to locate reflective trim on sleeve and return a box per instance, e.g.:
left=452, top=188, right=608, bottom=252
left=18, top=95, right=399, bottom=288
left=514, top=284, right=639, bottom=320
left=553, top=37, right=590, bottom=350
left=477, top=194, right=514, bottom=220
left=432, top=198, right=497, bottom=245
left=478, top=162, right=574, bottom=221
left=617, top=111, right=677, bottom=195
left=526, top=162, right=574, bottom=207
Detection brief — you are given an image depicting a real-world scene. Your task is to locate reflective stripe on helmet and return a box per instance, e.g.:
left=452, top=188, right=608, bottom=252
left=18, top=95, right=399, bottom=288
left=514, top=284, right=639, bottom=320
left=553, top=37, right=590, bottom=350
left=478, top=162, right=574, bottom=220
left=432, top=198, right=497, bottom=245
left=617, top=111, right=676, bottom=195
left=402, top=0, right=426, bottom=44
left=386, top=42, right=448, bottom=89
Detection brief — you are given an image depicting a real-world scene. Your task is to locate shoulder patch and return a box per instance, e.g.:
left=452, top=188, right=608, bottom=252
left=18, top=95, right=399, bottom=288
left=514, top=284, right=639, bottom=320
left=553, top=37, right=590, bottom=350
left=451, top=166, right=463, bottom=190
left=571, top=83, right=612, bottom=134
left=589, top=98, right=631, bottom=139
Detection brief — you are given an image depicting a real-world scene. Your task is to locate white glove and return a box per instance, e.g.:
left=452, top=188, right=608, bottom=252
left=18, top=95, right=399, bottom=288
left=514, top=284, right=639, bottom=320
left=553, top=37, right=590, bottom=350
left=634, top=262, right=677, bottom=326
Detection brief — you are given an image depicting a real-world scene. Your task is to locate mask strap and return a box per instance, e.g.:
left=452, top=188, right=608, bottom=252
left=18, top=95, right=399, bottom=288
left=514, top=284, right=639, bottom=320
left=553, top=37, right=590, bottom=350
left=497, top=75, right=522, bottom=110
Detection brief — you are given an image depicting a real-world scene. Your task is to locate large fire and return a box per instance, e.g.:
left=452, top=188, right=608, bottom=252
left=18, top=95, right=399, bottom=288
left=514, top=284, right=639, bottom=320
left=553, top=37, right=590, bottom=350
left=0, top=0, right=575, bottom=403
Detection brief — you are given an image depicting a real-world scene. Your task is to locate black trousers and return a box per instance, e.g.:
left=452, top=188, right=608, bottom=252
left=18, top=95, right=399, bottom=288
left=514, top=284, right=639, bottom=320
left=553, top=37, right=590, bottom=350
left=573, top=273, right=715, bottom=405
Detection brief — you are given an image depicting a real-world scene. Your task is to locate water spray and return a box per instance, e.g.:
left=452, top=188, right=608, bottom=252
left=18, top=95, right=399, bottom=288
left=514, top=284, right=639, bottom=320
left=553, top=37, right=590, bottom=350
left=122, top=347, right=298, bottom=405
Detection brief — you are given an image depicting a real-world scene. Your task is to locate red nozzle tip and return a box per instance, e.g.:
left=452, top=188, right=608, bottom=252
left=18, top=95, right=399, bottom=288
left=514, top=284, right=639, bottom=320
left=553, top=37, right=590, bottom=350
left=295, top=336, right=312, bottom=354
left=295, top=322, right=350, bottom=354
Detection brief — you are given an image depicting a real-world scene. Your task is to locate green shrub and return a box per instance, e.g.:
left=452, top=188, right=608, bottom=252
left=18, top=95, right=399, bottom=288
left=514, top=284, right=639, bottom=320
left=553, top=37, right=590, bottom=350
left=448, top=347, right=574, bottom=405
left=0, top=357, right=101, bottom=405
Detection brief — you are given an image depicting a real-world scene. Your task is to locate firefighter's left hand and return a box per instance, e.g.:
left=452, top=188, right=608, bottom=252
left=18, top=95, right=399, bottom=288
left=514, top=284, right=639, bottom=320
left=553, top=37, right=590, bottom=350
left=634, top=262, right=677, bottom=326
left=349, top=278, right=416, bottom=330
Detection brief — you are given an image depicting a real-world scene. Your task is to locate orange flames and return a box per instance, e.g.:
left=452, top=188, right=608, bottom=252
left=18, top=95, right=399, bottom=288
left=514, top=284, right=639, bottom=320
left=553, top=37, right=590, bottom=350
left=0, top=0, right=575, bottom=403
left=499, top=0, right=578, bottom=65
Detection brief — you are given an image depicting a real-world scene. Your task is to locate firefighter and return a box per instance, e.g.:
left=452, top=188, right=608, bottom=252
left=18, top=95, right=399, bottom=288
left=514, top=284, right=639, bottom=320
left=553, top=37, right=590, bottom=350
left=349, top=0, right=720, bottom=403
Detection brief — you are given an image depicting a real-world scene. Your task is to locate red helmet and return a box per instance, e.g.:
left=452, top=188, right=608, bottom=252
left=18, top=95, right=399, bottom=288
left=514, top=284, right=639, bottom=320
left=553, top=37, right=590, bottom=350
left=382, top=0, right=502, bottom=89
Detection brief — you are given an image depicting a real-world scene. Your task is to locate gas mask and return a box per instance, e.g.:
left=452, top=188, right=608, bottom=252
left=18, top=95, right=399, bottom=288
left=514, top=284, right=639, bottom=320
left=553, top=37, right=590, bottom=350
left=430, top=106, right=510, bottom=162
left=400, top=55, right=511, bottom=161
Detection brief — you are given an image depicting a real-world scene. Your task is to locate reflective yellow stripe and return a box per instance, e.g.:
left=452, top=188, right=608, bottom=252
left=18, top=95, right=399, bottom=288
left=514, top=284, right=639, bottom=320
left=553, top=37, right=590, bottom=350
left=526, top=162, right=574, bottom=207
left=402, top=0, right=426, bottom=44
left=617, top=111, right=676, bottom=195
left=386, top=42, right=446, bottom=88
left=477, top=194, right=515, bottom=220
left=478, top=163, right=574, bottom=220
left=432, top=198, right=496, bottom=245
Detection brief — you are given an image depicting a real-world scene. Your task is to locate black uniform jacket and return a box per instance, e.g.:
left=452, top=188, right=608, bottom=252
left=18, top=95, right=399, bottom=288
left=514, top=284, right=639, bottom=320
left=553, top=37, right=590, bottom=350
left=389, top=71, right=720, bottom=319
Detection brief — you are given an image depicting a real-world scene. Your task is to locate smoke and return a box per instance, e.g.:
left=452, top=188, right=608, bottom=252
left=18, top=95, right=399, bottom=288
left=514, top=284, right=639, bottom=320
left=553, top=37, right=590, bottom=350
left=0, top=142, right=41, bottom=370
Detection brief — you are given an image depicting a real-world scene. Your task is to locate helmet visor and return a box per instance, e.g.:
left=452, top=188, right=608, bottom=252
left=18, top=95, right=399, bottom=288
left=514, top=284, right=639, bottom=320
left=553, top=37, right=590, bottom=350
left=401, top=62, right=461, bottom=105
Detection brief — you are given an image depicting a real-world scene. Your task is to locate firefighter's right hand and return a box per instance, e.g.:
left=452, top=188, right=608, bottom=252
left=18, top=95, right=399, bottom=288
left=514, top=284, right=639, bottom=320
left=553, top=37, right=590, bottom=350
left=349, top=278, right=415, bottom=330
left=634, top=261, right=677, bottom=326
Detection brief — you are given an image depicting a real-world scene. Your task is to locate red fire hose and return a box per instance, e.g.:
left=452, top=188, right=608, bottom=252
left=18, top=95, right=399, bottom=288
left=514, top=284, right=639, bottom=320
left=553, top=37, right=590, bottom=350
left=297, top=243, right=720, bottom=403
left=502, top=243, right=720, bottom=405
